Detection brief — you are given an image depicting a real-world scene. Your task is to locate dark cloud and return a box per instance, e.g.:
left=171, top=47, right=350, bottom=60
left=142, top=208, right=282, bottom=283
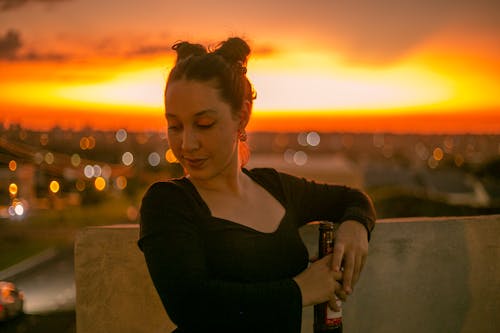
left=127, top=44, right=172, bottom=57
left=0, top=29, right=68, bottom=61
left=0, top=0, right=68, bottom=11
left=0, top=29, right=21, bottom=59
left=21, top=50, right=68, bottom=61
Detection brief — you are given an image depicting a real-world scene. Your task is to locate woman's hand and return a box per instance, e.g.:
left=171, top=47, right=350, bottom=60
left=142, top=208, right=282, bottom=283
left=331, top=220, right=369, bottom=295
left=293, top=254, right=346, bottom=311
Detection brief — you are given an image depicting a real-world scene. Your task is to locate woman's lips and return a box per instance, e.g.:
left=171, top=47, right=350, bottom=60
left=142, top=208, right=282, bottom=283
left=183, top=157, right=207, bottom=169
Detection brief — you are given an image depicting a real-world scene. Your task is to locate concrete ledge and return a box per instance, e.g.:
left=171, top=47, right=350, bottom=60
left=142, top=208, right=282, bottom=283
left=75, top=216, right=500, bottom=333
left=74, top=225, right=176, bottom=333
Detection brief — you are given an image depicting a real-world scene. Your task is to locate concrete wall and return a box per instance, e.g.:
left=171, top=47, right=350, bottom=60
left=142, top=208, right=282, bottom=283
left=75, top=215, right=500, bottom=333
left=74, top=225, right=176, bottom=333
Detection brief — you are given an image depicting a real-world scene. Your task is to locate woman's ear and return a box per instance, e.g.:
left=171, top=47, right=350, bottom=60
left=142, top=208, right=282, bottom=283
left=239, top=100, right=251, bottom=131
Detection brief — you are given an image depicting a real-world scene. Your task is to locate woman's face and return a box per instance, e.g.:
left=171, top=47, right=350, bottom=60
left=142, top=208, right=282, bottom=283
left=165, top=79, right=241, bottom=181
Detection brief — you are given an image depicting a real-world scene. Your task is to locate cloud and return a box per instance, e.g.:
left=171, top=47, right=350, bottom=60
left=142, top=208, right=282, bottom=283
left=0, top=0, right=68, bottom=11
left=0, top=29, right=68, bottom=61
left=127, top=44, right=172, bottom=57
left=0, top=29, right=21, bottom=59
left=295, top=0, right=500, bottom=65
left=126, top=41, right=276, bottom=58
left=156, top=0, right=498, bottom=66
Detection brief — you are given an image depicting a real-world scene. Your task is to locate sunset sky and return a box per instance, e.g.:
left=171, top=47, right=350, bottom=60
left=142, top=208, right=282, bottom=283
left=1, top=0, right=499, bottom=133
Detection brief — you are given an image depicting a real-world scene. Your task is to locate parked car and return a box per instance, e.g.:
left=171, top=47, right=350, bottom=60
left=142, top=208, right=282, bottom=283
left=0, top=281, right=24, bottom=321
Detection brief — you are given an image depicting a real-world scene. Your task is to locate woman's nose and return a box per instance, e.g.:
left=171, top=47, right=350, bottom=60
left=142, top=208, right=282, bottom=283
left=181, top=128, right=199, bottom=151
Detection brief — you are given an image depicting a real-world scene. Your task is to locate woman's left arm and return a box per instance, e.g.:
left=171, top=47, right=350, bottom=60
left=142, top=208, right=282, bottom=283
left=277, top=171, right=376, bottom=295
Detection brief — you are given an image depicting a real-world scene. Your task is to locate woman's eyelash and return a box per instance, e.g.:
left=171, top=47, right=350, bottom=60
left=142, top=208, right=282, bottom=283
left=167, top=122, right=214, bottom=130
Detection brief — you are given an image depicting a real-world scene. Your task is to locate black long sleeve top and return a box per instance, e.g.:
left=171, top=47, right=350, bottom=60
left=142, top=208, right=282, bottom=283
left=138, top=168, right=376, bottom=333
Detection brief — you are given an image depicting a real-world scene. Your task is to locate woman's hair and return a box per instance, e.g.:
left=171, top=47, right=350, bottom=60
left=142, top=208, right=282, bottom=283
left=166, top=37, right=256, bottom=115
left=165, top=37, right=256, bottom=166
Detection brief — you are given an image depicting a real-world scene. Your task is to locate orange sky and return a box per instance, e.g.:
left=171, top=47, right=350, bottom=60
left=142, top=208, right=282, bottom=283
left=1, top=0, right=499, bottom=133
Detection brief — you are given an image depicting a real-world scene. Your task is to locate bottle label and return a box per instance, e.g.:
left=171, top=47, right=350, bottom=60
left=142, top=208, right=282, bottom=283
left=325, top=298, right=342, bottom=327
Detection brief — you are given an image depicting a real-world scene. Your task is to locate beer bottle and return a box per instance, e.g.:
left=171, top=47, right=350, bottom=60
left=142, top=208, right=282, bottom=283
left=313, top=222, right=343, bottom=333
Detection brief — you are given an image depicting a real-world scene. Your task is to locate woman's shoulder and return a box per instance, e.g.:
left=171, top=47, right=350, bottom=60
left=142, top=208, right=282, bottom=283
left=246, top=167, right=306, bottom=187
left=141, top=177, right=197, bottom=211
left=245, top=167, right=309, bottom=200
left=144, top=177, right=189, bottom=195
left=138, top=178, right=201, bottom=249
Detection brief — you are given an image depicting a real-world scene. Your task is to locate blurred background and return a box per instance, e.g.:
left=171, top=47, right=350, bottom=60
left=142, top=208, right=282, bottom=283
left=1, top=0, right=499, bottom=331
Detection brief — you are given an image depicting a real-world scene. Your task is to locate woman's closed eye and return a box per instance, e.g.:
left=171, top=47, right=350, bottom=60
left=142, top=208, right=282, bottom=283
left=197, top=120, right=215, bottom=129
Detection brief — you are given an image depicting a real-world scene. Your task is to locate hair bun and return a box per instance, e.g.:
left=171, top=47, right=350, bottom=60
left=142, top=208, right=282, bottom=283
left=172, top=41, right=207, bottom=63
left=213, top=37, right=251, bottom=66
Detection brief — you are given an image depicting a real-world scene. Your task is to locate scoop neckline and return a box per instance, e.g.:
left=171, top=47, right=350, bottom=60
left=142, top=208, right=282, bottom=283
left=180, top=168, right=287, bottom=235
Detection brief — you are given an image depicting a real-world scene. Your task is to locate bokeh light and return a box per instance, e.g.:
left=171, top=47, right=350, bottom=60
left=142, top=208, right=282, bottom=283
left=272, top=133, right=289, bottom=151
left=102, top=165, right=112, bottom=179
left=306, top=132, right=321, bottom=147
left=40, top=133, right=48, bottom=146
left=415, top=142, right=430, bottom=161
left=428, top=157, right=439, bottom=169
left=93, top=165, right=102, bottom=177
left=444, top=137, right=454, bottom=153
left=284, top=149, right=295, bottom=164
left=76, top=179, right=86, bottom=191
left=297, top=132, right=308, bottom=147
left=115, top=129, right=128, bottom=142
left=115, top=176, right=127, bottom=190
left=88, top=136, right=96, bottom=149
left=165, top=149, right=178, bottom=163
left=34, top=152, right=44, bottom=164
left=8, top=205, right=16, bottom=217
left=122, top=152, right=134, bottom=166
left=14, top=203, right=24, bottom=216
left=433, top=147, right=444, bottom=161
left=49, top=180, right=60, bottom=193
left=80, top=136, right=96, bottom=150
left=94, top=177, right=106, bottom=191
left=44, top=152, right=55, bottom=165
left=127, top=205, right=139, bottom=221
left=9, top=199, right=25, bottom=217
left=293, top=151, right=308, bottom=166
left=80, top=137, right=90, bottom=150
left=9, top=160, right=17, bottom=171
left=84, top=165, right=95, bottom=178
left=71, top=154, right=81, bottom=167
left=455, top=154, right=465, bottom=167
left=148, top=152, right=161, bottom=167
left=9, top=183, right=18, bottom=196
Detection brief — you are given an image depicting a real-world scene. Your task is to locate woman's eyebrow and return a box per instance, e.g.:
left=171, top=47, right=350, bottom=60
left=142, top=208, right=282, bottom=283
left=165, top=109, right=217, bottom=119
left=194, top=109, right=217, bottom=117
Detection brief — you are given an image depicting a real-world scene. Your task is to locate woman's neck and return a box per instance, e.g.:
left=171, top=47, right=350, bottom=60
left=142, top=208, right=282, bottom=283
left=188, top=164, right=247, bottom=197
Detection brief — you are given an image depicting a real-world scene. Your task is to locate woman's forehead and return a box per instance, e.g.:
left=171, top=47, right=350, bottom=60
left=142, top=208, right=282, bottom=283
left=165, top=80, right=230, bottom=116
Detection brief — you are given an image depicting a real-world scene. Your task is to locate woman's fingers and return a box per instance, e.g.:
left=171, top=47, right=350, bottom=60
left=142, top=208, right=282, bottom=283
left=328, top=297, right=342, bottom=312
left=331, top=242, right=344, bottom=273
left=341, top=251, right=355, bottom=294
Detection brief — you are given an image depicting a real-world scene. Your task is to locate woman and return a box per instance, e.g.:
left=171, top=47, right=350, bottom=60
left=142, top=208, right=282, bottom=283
left=138, top=37, right=376, bottom=333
